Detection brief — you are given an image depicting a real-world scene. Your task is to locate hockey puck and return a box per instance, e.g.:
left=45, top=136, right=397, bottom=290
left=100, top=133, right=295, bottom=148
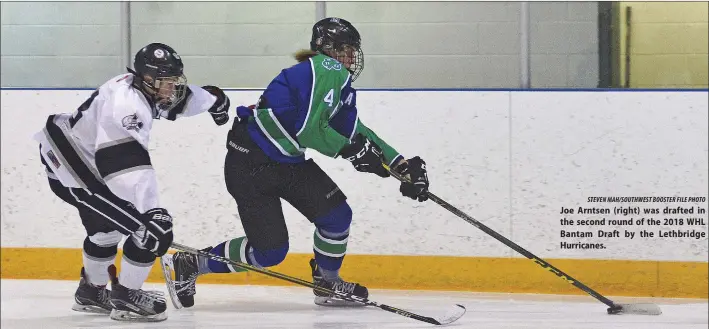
left=607, top=305, right=623, bottom=314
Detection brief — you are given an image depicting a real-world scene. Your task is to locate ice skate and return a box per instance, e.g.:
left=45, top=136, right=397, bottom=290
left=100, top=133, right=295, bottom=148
left=310, top=258, right=368, bottom=307
left=71, top=267, right=112, bottom=314
left=107, top=264, right=167, bottom=322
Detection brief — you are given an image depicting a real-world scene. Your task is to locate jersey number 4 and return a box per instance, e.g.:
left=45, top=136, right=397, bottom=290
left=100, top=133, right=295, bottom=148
left=323, top=89, right=335, bottom=107
left=69, top=90, right=99, bottom=128
left=323, top=89, right=353, bottom=107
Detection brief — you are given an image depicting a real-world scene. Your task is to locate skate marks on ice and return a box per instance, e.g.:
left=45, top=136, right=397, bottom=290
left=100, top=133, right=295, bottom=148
left=1, top=280, right=707, bottom=329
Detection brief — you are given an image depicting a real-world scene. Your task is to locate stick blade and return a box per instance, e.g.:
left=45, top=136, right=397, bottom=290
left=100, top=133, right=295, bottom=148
left=160, top=254, right=184, bottom=310
left=608, top=303, right=662, bottom=315
left=434, top=304, right=467, bottom=325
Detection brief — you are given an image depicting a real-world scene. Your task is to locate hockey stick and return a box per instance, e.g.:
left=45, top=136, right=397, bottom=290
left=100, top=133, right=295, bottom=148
left=165, top=242, right=466, bottom=325
left=384, top=165, right=661, bottom=316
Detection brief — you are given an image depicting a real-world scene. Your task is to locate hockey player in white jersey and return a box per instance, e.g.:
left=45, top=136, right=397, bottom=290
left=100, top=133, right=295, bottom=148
left=34, top=43, right=230, bottom=322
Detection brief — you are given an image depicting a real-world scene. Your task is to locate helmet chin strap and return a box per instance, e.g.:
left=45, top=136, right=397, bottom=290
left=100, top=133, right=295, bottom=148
left=139, top=81, right=165, bottom=119
left=127, top=67, right=160, bottom=117
left=153, top=93, right=178, bottom=119
left=153, top=103, right=168, bottom=120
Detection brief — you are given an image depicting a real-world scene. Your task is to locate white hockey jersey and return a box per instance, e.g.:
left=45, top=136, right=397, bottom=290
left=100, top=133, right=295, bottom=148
left=35, top=74, right=219, bottom=213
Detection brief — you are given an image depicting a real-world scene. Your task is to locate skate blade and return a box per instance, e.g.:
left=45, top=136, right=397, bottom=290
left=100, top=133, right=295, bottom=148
left=109, top=308, right=167, bottom=322
left=314, top=296, right=367, bottom=307
left=71, top=303, right=111, bottom=314
left=160, top=254, right=184, bottom=310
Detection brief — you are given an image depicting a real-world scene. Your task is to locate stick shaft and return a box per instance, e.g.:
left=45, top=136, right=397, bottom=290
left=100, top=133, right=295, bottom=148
left=386, top=168, right=617, bottom=307
left=170, top=242, right=449, bottom=325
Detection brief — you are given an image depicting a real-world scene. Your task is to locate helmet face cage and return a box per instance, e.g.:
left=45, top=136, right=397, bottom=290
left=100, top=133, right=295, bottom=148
left=133, top=44, right=187, bottom=117
left=320, top=41, right=364, bottom=82
left=311, top=18, right=364, bottom=81
left=142, top=72, right=187, bottom=117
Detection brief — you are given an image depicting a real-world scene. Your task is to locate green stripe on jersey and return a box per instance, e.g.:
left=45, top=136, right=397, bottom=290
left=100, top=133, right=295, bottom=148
left=254, top=108, right=304, bottom=157
left=295, top=54, right=352, bottom=157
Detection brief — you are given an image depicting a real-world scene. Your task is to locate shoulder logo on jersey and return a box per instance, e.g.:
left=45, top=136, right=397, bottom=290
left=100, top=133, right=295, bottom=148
left=46, top=150, right=61, bottom=169
left=122, top=114, right=144, bottom=131
left=321, top=57, right=342, bottom=71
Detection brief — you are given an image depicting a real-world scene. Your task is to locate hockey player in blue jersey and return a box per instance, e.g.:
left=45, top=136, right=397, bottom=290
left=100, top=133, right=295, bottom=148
left=166, top=17, right=431, bottom=308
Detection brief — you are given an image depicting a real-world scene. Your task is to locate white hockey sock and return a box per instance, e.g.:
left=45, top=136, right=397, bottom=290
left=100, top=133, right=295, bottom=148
left=119, top=257, right=154, bottom=290
left=83, top=251, right=115, bottom=286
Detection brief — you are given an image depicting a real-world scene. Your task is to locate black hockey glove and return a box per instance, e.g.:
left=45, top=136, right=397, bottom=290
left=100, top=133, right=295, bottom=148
left=338, top=134, right=390, bottom=178
left=131, top=208, right=174, bottom=256
left=202, top=85, right=230, bottom=126
left=395, top=156, right=429, bottom=202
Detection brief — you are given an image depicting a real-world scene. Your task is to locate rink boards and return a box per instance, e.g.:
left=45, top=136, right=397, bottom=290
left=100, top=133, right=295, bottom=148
left=1, top=89, right=707, bottom=299
left=1, top=248, right=707, bottom=298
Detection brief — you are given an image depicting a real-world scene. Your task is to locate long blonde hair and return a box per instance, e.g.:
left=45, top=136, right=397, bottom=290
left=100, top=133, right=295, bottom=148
left=294, top=49, right=318, bottom=62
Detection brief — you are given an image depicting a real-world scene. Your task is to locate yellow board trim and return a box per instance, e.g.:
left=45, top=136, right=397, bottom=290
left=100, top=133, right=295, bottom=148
left=1, top=248, right=706, bottom=299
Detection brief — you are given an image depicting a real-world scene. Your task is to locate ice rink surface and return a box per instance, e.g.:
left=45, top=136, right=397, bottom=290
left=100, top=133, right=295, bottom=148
left=1, top=279, right=706, bottom=329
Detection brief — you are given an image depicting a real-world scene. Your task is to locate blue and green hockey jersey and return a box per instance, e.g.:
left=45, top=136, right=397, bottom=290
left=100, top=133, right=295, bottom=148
left=241, top=53, right=403, bottom=166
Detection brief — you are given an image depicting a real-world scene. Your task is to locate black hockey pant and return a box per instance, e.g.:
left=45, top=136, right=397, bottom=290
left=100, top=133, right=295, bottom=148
left=41, top=152, right=155, bottom=265
left=222, top=123, right=349, bottom=263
